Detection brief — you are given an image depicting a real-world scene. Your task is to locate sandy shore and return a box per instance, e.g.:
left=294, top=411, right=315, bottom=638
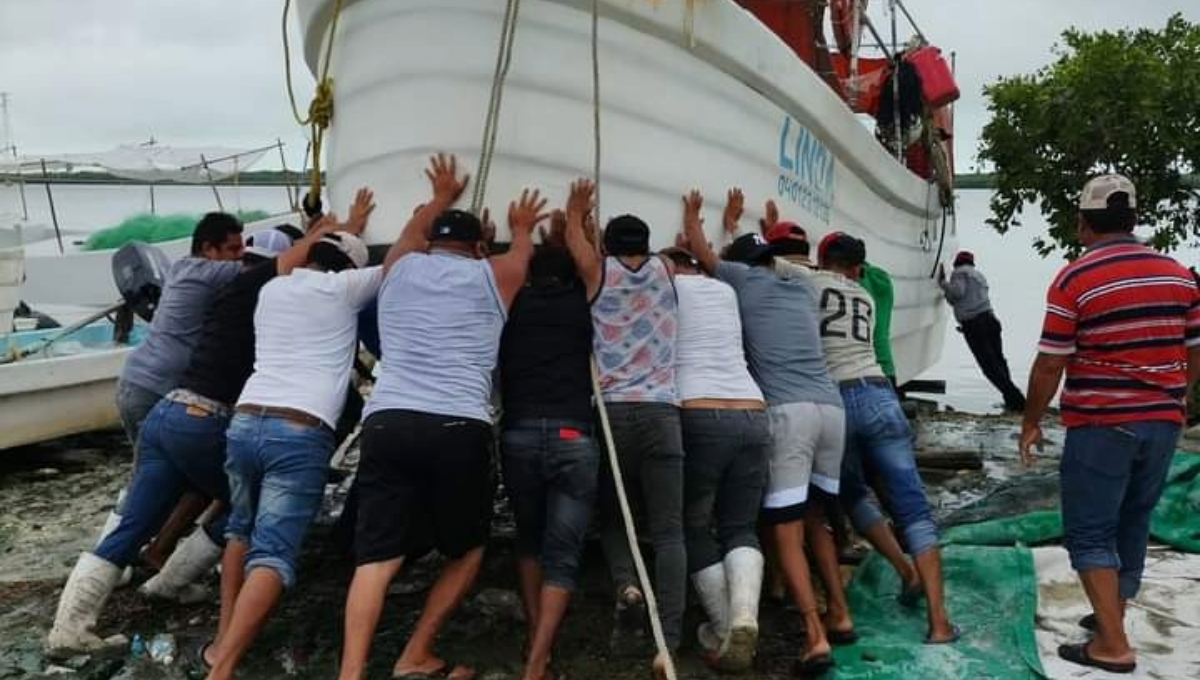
left=0, top=407, right=1063, bottom=680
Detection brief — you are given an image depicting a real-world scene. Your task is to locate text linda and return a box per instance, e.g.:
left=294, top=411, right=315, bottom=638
left=777, top=116, right=835, bottom=223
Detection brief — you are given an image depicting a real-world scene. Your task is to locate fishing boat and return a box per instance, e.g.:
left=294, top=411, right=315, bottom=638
left=293, top=0, right=959, bottom=384
left=0, top=320, right=147, bottom=451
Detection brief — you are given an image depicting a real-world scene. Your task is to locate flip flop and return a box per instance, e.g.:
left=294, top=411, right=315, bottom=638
left=186, top=641, right=214, bottom=680
left=924, top=624, right=962, bottom=645
left=897, top=581, right=925, bottom=608
left=1057, top=642, right=1136, bottom=674
left=826, top=628, right=859, bottom=646
left=1078, top=613, right=1097, bottom=631
left=393, top=661, right=477, bottom=680
left=791, top=652, right=834, bottom=678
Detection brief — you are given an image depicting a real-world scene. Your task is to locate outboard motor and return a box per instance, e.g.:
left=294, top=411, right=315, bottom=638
left=111, top=242, right=170, bottom=322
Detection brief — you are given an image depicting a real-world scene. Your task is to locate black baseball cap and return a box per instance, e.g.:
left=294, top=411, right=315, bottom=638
left=724, top=233, right=774, bottom=265
left=430, top=209, right=483, bottom=242
left=603, top=215, right=650, bottom=256
left=660, top=247, right=700, bottom=270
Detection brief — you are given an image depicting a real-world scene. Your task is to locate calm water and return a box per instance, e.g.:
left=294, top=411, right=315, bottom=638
left=1, top=183, right=1071, bottom=414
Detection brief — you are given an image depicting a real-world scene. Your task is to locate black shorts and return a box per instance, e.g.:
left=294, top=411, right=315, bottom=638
left=354, top=409, right=494, bottom=565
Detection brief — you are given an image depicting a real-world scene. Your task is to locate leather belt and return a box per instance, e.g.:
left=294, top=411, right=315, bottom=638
left=167, top=388, right=232, bottom=417
left=838, top=376, right=893, bottom=390
left=236, top=403, right=329, bottom=430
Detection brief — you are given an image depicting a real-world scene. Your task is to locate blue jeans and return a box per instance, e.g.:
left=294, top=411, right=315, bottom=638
left=839, top=379, right=939, bottom=556
left=95, top=399, right=232, bottom=567
left=1061, top=421, right=1179, bottom=600
left=502, top=418, right=599, bottom=591
left=115, top=380, right=163, bottom=448
left=224, top=412, right=334, bottom=589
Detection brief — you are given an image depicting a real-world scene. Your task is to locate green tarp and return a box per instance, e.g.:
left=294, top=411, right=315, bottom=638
left=825, top=450, right=1200, bottom=679
left=829, top=545, right=1044, bottom=679
left=82, top=210, right=270, bottom=250
left=940, top=451, right=1200, bottom=552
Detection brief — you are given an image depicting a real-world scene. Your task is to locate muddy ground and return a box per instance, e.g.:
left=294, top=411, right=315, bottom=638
left=0, top=406, right=1065, bottom=680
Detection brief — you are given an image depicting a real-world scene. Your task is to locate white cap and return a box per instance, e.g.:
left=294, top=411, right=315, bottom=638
left=1080, top=174, right=1137, bottom=211
left=244, top=228, right=294, bottom=259
left=320, top=231, right=369, bottom=269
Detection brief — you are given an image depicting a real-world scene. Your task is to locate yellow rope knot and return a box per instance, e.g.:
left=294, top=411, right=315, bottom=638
left=308, top=79, right=335, bottom=130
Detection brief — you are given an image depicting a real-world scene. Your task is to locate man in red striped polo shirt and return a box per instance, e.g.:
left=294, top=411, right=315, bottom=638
left=1020, top=174, right=1200, bottom=675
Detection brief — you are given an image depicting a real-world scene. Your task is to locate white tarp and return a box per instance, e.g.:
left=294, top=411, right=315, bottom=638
left=0, top=142, right=269, bottom=183
left=1034, top=546, right=1199, bottom=679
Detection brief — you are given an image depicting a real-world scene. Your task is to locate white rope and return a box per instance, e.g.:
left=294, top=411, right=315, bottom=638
left=471, top=0, right=522, bottom=215
left=590, top=0, right=601, bottom=221
left=590, top=359, right=678, bottom=680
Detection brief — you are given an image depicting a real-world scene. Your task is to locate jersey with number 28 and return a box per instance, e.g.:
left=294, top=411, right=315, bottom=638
left=812, top=270, right=885, bottom=382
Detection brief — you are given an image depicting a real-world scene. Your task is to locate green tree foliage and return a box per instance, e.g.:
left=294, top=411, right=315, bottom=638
left=978, top=14, right=1200, bottom=256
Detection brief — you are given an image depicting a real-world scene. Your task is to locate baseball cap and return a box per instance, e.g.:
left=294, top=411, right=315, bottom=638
left=953, top=250, right=975, bottom=266
left=603, top=215, right=651, bottom=256
left=1079, top=174, right=1137, bottom=211
left=430, top=209, right=483, bottom=242
left=724, top=233, right=774, bottom=264
left=765, top=221, right=807, bottom=244
left=818, top=232, right=866, bottom=267
left=243, top=227, right=295, bottom=260
left=318, top=231, right=369, bottom=269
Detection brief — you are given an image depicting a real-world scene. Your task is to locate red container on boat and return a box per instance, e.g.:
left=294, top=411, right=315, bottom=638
left=904, top=45, right=959, bottom=108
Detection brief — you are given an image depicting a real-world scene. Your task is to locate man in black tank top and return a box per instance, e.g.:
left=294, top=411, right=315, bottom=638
left=498, top=212, right=599, bottom=680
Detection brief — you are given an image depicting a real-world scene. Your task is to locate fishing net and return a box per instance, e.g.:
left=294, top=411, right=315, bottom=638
left=82, top=210, right=270, bottom=251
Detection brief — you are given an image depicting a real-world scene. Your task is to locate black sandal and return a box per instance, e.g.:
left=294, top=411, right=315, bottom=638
left=1078, top=613, right=1097, bottom=631
left=826, top=628, right=859, bottom=646
left=393, top=661, right=477, bottom=680
left=1057, top=642, right=1135, bottom=674
left=186, top=641, right=214, bottom=680
left=791, top=652, right=834, bottom=678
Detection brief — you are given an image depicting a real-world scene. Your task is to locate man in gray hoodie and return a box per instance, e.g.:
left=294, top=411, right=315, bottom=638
left=938, top=251, right=1026, bottom=412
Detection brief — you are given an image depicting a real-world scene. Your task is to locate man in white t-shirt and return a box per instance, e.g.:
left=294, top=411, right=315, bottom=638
left=810, top=232, right=958, bottom=645
left=200, top=213, right=383, bottom=680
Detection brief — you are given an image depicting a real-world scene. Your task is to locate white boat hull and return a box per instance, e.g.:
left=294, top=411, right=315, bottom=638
left=297, top=0, right=956, bottom=384
left=0, top=343, right=132, bottom=450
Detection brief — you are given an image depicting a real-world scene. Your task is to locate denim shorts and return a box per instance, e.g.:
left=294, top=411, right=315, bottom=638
left=1060, top=421, right=1178, bottom=599
left=502, top=418, right=599, bottom=590
left=224, top=411, right=334, bottom=589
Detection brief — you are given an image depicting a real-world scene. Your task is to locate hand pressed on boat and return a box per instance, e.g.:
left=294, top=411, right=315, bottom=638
left=480, top=207, right=497, bottom=254
left=564, top=179, right=601, bottom=298
left=540, top=209, right=568, bottom=248
left=385, top=153, right=470, bottom=271
left=723, top=187, right=744, bottom=238
left=759, top=198, right=780, bottom=235
left=492, top=188, right=550, bottom=308
left=682, top=189, right=719, bottom=275
left=426, top=153, right=469, bottom=206
left=342, top=187, right=376, bottom=235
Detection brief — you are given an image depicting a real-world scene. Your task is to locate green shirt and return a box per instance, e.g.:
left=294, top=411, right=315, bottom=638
left=859, top=262, right=896, bottom=378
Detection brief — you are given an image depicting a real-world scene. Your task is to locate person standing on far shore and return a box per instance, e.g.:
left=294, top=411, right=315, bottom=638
left=1021, top=174, right=1200, bottom=675
left=938, top=251, right=1026, bottom=412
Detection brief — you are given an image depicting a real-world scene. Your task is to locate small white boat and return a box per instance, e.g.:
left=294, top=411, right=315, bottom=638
left=0, top=313, right=146, bottom=451
left=293, top=0, right=959, bottom=384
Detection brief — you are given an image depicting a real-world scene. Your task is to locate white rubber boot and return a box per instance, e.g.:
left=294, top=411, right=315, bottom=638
left=691, top=562, right=730, bottom=657
left=95, top=489, right=134, bottom=588
left=721, top=547, right=764, bottom=672
left=138, top=529, right=222, bottom=604
left=44, top=553, right=129, bottom=659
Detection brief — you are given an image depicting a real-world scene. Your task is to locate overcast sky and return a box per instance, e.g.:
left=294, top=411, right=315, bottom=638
left=0, top=0, right=1194, bottom=171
